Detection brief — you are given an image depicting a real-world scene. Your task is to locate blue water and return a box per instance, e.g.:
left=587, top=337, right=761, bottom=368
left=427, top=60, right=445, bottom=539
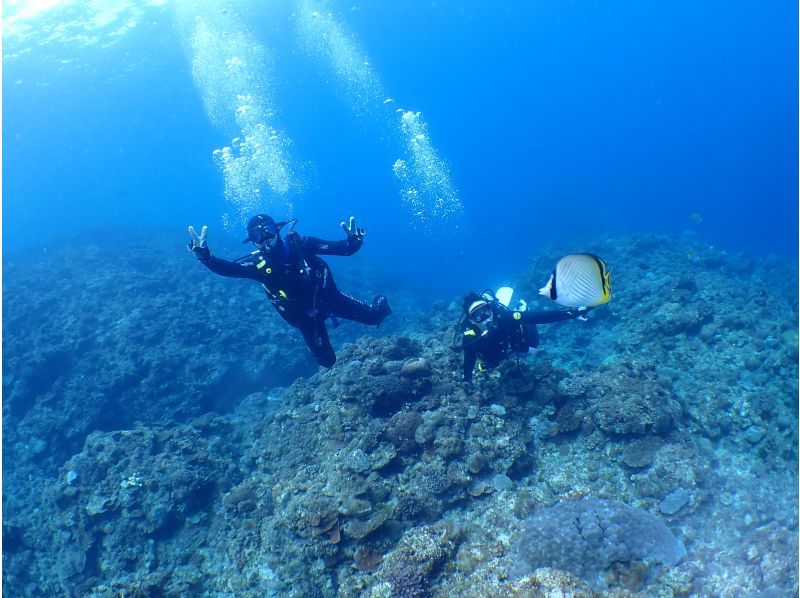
left=4, top=0, right=797, bottom=298
left=3, top=3, right=798, bottom=594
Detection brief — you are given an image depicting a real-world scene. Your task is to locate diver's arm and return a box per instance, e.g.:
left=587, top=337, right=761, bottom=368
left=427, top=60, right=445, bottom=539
left=199, top=252, right=262, bottom=280
left=302, top=235, right=363, bottom=257
left=518, top=307, right=592, bottom=324
left=304, top=216, right=366, bottom=256
left=188, top=224, right=262, bottom=280
left=463, top=349, right=477, bottom=382
left=462, top=331, right=479, bottom=382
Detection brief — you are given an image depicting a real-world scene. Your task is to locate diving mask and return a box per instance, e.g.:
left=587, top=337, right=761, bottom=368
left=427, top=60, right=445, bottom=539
left=248, top=220, right=278, bottom=245
left=468, top=300, right=493, bottom=325
left=243, top=214, right=279, bottom=245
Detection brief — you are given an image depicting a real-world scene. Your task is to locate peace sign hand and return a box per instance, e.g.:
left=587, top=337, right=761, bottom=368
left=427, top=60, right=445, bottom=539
left=340, top=216, right=365, bottom=241
left=187, top=225, right=210, bottom=260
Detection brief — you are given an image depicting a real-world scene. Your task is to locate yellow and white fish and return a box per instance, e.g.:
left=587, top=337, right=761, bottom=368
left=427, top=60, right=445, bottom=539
left=539, top=253, right=611, bottom=307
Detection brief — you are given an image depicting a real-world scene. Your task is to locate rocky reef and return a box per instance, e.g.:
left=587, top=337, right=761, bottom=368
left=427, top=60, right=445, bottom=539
left=3, top=231, right=798, bottom=596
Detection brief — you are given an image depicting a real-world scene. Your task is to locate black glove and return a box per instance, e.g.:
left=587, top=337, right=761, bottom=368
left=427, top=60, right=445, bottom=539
left=188, top=225, right=210, bottom=261
left=340, top=216, right=365, bottom=243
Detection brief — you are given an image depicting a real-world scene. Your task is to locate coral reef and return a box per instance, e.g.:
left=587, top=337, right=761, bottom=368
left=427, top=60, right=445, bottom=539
left=3, top=232, right=797, bottom=597
left=511, top=497, right=686, bottom=590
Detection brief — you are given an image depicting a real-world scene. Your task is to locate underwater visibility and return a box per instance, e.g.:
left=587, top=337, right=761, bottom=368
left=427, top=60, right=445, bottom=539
left=3, top=1, right=797, bottom=596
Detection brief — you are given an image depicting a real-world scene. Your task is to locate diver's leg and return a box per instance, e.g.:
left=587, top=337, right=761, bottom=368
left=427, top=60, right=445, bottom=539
left=296, top=317, right=336, bottom=367
left=328, top=290, right=391, bottom=325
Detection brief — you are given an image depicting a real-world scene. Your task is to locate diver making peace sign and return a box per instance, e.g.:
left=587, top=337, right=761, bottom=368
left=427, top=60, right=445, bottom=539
left=188, top=214, right=391, bottom=368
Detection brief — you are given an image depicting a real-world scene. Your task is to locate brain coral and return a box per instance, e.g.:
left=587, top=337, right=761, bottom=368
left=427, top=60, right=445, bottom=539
left=512, top=497, right=686, bottom=591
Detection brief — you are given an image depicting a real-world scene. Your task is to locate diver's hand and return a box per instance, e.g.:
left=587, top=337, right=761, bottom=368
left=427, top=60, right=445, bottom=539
left=188, top=225, right=210, bottom=260
left=570, top=306, right=594, bottom=321
left=340, top=216, right=365, bottom=241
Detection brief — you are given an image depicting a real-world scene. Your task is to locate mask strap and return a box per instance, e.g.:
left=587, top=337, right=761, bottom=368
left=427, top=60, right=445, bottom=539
left=276, top=218, right=298, bottom=233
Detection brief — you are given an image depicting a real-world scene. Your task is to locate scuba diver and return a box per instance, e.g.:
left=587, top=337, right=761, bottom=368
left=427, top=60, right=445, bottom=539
left=458, top=288, right=591, bottom=382
left=459, top=253, right=612, bottom=382
left=187, top=214, right=391, bottom=368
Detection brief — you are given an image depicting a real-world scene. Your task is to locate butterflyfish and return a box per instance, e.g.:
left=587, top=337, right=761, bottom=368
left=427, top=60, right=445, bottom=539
left=539, top=253, right=611, bottom=307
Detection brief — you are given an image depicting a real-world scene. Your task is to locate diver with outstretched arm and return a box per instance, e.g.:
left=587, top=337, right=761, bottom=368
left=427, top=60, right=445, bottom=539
left=459, top=253, right=612, bottom=382
left=460, top=292, right=592, bottom=382
left=188, top=215, right=391, bottom=368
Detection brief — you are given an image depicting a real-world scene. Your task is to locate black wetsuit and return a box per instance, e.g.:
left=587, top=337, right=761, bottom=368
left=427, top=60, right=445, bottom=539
left=198, top=231, right=386, bottom=367
left=461, top=302, right=585, bottom=382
